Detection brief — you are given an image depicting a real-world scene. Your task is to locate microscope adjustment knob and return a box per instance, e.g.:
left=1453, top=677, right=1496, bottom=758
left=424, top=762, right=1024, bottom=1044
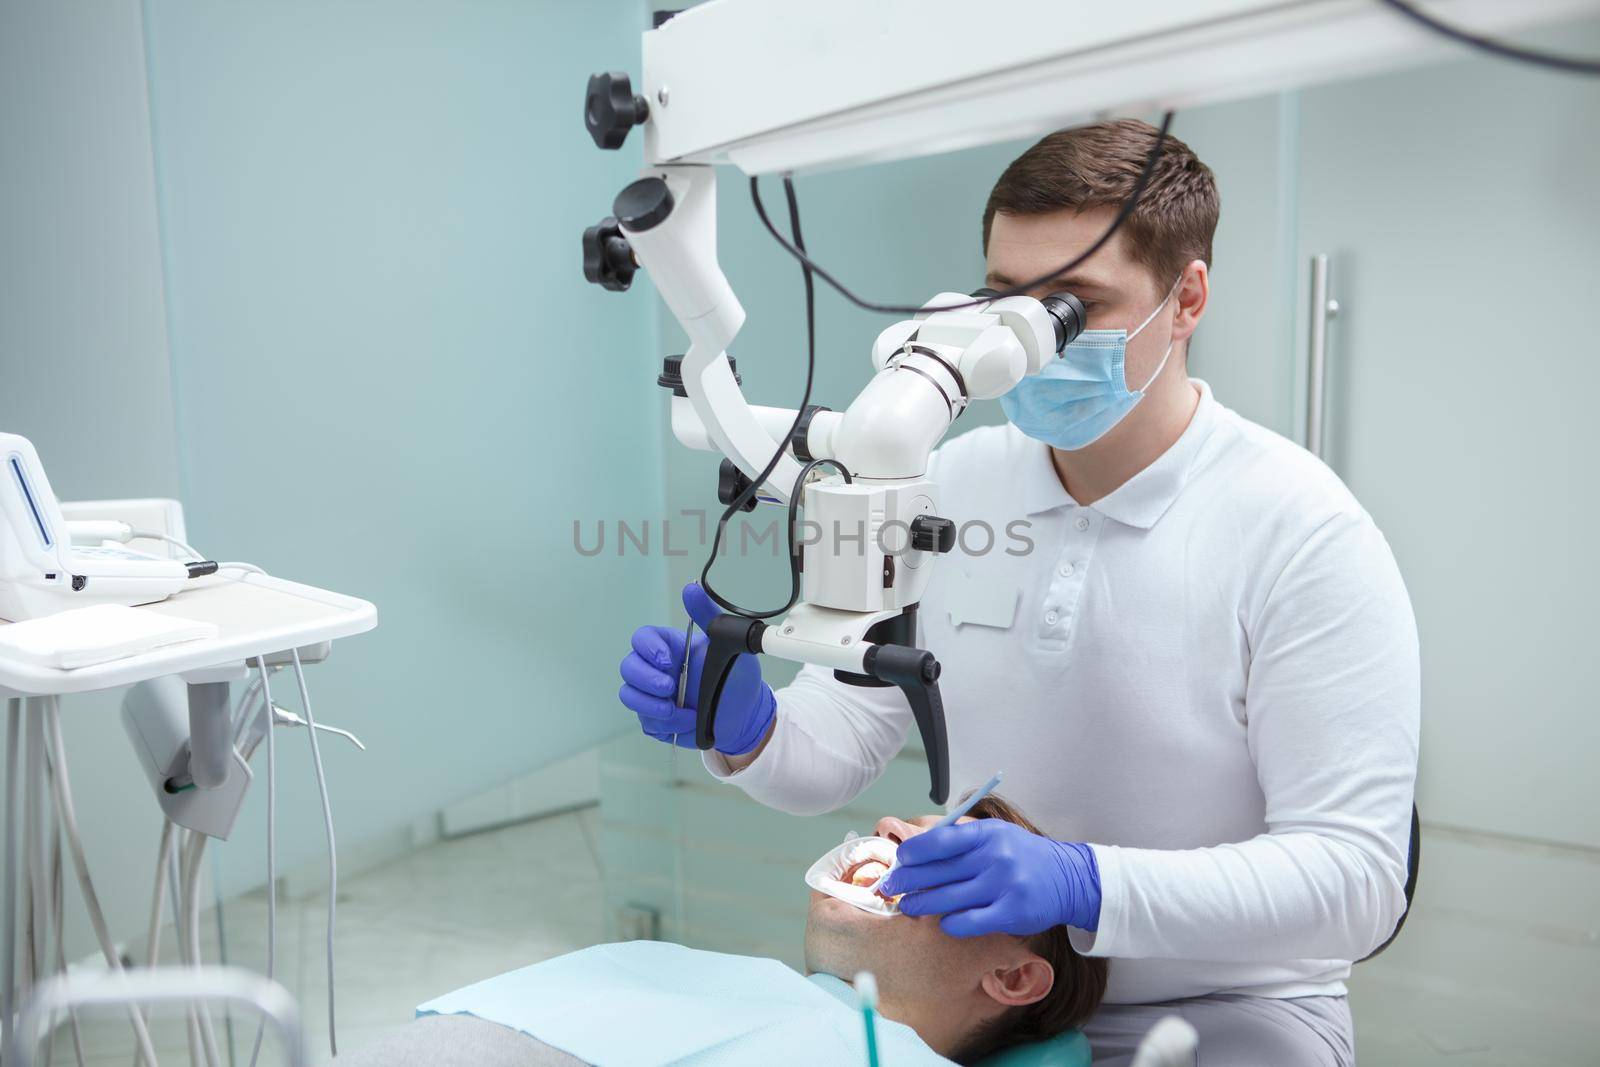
left=614, top=177, right=675, bottom=233
left=658, top=354, right=739, bottom=396
left=582, top=216, right=637, bottom=291
left=585, top=71, right=650, bottom=150
left=909, top=515, right=956, bottom=554
left=717, top=458, right=759, bottom=513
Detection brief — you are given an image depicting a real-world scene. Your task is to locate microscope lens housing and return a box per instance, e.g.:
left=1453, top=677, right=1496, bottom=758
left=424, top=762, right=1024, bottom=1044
left=1040, top=291, right=1087, bottom=353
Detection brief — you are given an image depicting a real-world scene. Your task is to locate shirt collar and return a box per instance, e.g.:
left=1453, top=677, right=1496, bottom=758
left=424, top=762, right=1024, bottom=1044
left=1018, top=379, right=1219, bottom=530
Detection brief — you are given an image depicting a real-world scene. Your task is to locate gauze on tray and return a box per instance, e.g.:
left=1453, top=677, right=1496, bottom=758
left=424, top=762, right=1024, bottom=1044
left=803, top=833, right=903, bottom=916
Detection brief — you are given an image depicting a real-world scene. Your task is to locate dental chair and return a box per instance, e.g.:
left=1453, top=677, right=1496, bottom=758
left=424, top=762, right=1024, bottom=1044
left=1360, top=802, right=1422, bottom=962
left=979, top=1028, right=1091, bottom=1066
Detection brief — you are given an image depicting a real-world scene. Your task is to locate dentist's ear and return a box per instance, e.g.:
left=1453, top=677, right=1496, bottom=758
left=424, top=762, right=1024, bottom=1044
left=1170, top=259, right=1210, bottom=346
left=981, top=954, right=1055, bottom=1009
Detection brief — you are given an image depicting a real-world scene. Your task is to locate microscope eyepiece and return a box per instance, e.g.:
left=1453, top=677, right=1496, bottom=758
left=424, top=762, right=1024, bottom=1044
left=1039, top=292, right=1087, bottom=353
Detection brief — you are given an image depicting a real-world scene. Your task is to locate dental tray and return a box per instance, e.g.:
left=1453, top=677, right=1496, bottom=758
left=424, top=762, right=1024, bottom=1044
left=0, top=571, right=376, bottom=698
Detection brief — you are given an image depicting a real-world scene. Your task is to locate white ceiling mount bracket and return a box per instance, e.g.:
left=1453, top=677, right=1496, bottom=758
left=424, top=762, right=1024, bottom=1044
left=640, top=0, right=1600, bottom=174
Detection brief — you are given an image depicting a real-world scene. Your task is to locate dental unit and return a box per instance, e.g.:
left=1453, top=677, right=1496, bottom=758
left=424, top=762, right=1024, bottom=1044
left=0, top=432, right=375, bottom=1065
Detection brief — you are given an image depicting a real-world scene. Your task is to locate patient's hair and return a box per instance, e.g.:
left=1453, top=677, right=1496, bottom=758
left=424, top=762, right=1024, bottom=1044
left=952, top=794, right=1109, bottom=1065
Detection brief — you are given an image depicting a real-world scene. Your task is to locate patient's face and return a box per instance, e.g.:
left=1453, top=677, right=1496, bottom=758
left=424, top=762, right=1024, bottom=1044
left=803, top=814, right=1018, bottom=1003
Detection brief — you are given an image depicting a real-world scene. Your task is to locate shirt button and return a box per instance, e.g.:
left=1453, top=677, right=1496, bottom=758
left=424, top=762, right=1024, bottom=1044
left=1044, top=610, right=1059, bottom=625
left=1074, top=517, right=1090, bottom=532
left=1058, top=563, right=1074, bottom=577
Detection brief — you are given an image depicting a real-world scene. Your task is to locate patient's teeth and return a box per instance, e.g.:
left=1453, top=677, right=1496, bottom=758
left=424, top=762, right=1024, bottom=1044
left=846, top=860, right=889, bottom=887
left=838, top=859, right=901, bottom=904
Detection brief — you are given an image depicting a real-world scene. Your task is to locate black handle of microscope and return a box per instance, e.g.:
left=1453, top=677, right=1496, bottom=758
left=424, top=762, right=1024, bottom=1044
left=695, top=615, right=767, bottom=751
left=866, top=644, right=951, bottom=805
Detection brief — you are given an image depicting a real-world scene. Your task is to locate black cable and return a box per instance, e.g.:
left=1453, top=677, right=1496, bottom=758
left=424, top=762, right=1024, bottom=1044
left=748, top=111, right=1176, bottom=317
left=1376, top=0, right=1600, bottom=76
left=782, top=456, right=852, bottom=589
left=699, top=176, right=852, bottom=619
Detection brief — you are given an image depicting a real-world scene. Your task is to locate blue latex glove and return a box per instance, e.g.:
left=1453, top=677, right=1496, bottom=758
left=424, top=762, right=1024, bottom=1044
left=617, top=582, right=776, bottom=755
left=879, top=819, right=1102, bottom=937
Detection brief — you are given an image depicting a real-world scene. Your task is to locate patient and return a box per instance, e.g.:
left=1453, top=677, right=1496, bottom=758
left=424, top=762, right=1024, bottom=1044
left=807, top=794, right=1108, bottom=1062
left=342, top=794, right=1107, bottom=1066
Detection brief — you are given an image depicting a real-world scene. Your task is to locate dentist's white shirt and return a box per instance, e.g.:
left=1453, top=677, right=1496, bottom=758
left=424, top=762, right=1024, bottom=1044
left=706, top=380, right=1420, bottom=1006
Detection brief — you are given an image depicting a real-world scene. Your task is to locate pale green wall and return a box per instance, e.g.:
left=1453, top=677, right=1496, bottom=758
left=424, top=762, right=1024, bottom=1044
left=0, top=0, right=669, bottom=958
left=140, top=0, right=670, bottom=891
left=1291, top=19, right=1600, bottom=848
left=0, top=0, right=186, bottom=964
left=1170, top=18, right=1600, bottom=850
left=1177, top=94, right=1302, bottom=436
left=0, top=2, right=180, bottom=496
left=1292, top=26, right=1600, bottom=1052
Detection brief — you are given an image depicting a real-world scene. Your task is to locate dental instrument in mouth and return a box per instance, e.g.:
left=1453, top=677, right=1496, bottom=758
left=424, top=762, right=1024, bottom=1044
left=872, top=770, right=1004, bottom=893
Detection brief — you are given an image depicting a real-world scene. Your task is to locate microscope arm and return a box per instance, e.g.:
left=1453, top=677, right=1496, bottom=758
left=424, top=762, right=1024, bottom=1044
left=668, top=396, right=843, bottom=461
left=617, top=166, right=805, bottom=504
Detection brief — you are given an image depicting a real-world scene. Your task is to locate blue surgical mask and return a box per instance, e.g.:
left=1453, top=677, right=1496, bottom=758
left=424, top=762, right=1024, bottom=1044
left=1001, top=277, right=1181, bottom=450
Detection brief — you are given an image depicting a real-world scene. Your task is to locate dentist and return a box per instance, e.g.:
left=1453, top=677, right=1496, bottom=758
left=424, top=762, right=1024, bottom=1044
left=618, top=120, right=1417, bottom=1066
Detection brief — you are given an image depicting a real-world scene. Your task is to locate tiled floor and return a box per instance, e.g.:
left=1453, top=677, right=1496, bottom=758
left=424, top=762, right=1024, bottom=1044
left=57, top=806, right=605, bottom=1066
left=1343, top=826, right=1600, bottom=1066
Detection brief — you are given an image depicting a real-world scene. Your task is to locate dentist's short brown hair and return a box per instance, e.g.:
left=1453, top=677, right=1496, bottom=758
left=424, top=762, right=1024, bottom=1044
left=983, top=118, right=1219, bottom=288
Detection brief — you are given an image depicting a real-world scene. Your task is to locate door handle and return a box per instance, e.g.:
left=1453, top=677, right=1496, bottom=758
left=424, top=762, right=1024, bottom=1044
left=1306, top=254, right=1341, bottom=459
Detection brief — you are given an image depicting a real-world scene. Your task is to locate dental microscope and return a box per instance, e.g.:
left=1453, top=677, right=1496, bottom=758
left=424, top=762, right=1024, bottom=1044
left=580, top=76, right=1088, bottom=804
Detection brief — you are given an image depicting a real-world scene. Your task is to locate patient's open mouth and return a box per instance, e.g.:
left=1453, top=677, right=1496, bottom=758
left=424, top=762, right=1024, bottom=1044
left=840, top=858, right=900, bottom=903
left=805, top=835, right=903, bottom=915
